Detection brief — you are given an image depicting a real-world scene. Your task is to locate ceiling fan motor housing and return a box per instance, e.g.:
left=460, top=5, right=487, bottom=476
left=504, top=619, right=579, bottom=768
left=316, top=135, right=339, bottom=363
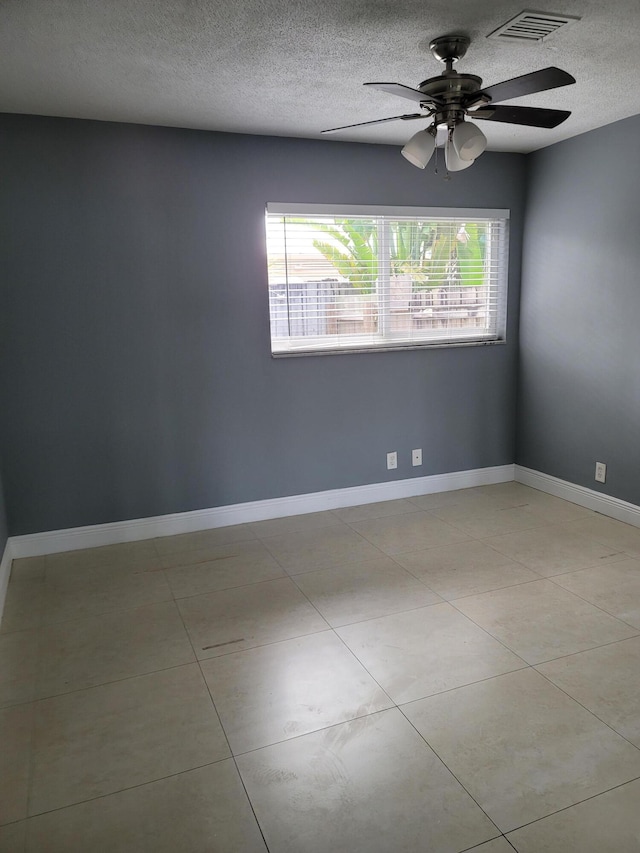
left=418, top=72, right=484, bottom=129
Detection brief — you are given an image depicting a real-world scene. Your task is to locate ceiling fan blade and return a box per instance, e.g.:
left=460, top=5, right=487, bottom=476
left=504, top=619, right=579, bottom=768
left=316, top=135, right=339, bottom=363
left=467, top=67, right=575, bottom=106
left=471, top=105, right=571, bottom=128
left=321, top=114, right=425, bottom=134
left=364, top=82, right=442, bottom=105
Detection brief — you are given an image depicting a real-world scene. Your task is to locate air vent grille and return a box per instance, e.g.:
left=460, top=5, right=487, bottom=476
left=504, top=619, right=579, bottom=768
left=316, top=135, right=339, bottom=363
left=488, top=10, right=580, bottom=42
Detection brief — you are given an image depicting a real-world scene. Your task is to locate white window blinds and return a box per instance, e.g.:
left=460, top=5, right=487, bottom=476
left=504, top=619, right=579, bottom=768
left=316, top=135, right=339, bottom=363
left=266, top=203, right=509, bottom=356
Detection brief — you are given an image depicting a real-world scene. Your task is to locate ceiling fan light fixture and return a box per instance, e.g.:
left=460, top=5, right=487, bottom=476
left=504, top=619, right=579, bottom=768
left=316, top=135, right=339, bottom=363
left=401, top=129, right=436, bottom=169
left=452, top=121, right=487, bottom=161
left=445, top=138, right=475, bottom=172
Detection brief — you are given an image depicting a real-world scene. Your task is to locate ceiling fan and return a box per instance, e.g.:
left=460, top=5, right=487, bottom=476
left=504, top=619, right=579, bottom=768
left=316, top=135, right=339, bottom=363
left=322, top=35, right=576, bottom=171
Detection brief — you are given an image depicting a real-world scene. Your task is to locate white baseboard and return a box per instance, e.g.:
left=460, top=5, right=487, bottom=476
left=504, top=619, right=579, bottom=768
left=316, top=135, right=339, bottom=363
left=0, top=540, right=13, bottom=628
left=3, top=464, right=639, bottom=629
left=515, top=465, right=640, bottom=529
left=8, top=464, right=515, bottom=559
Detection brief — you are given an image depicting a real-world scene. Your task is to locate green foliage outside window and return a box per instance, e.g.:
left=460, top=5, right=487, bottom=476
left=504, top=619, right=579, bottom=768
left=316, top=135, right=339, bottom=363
left=308, top=218, right=486, bottom=293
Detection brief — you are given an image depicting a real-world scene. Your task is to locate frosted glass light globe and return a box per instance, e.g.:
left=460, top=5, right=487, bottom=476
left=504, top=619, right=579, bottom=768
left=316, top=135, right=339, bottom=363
left=401, top=130, right=436, bottom=169
left=452, top=122, right=487, bottom=161
left=445, top=139, right=475, bottom=172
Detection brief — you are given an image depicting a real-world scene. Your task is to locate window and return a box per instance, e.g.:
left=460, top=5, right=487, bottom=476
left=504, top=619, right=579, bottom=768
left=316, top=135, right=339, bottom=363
left=265, top=203, right=509, bottom=356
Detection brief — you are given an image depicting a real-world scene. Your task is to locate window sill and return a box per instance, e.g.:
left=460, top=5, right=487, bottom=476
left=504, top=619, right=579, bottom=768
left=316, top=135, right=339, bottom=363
left=271, top=338, right=507, bottom=358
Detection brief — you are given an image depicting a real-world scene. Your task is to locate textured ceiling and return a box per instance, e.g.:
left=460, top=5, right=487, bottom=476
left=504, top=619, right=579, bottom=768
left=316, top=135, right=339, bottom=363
left=0, top=0, right=638, bottom=153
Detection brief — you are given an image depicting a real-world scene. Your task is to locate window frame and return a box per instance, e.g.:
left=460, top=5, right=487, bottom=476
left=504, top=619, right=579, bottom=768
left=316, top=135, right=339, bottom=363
left=266, top=203, right=510, bottom=357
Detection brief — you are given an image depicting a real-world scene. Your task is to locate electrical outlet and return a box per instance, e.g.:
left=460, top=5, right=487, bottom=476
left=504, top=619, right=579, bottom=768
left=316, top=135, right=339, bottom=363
left=595, top=462, right=606, bottom=483
left=387, top=451, right=398, bottom=470
left=412, top=448, right=422, bottom=467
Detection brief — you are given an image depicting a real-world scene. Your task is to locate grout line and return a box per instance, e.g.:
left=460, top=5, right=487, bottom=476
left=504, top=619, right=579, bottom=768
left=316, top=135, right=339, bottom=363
left=21, top=758, right=236, bottom=821
left=2, top=594, right=177, bottom=637
left=189, top=625, right=334, bottom=661
left=445, top=598, right=533, bottom=666
left=168, top=572, right=296, bottom=603
left=395, top=666, right=531, bottom=709
left=314, top=599, right=446, bottom=629
left=459, top=835, right=509, bottom=852
left=446, top=581, right=640, bottom=665
left=22, top=700, right=38, bottom=837
left=544, top=573, right=640, bottom=631
left=172, top=589, right=273, bottom=853
left=395, top=702, right=502, bottom=838
left=26, top=658, right=204, bottom=703
left=501, top=773, right=640, bottom=837
left=269, top=566, right=400, bottom=713
left=390, top=555, right=553, bottom=603
left=229, top=706, right=399, bottom=761
left=228, top=706, right=396, bottom=760
left=530, top=633, right=640, bottom=665
left=203, top=569, right=401, bottom=762
left=533, top=666, right=640, bottom=754
left=227, top=763, right=272, bottom=853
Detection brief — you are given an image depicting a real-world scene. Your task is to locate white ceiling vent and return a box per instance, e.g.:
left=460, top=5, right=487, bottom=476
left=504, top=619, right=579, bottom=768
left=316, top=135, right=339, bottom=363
left=488, top=11, right=580, bottom=43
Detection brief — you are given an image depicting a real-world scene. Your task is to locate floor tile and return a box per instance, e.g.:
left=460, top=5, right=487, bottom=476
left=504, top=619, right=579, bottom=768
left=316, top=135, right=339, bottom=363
left=237, top=708, right=498, bottom=853
left=454, top=579, right=638, bottom=664
left=37, top=601, right=194, bottom=697
left=482, top=525, right=625, bottom=577
left=261, top=525, right=382, bottom=573
left=29, top=664, right=229, bottom=815
left=0, top=579, right=44, bottom=633
left=396, top=540, right=538, bottom=600
left=158, top=537, right=275, bottom=570
left=249, top=511, right=342, bottom=538
left=163, top=540, right=285, bottom=597
left=45, top=541, right=160, bottom=574
left=177, top=577, right=328, bottom=660
left=26, top=761, right=267, bottom=853
left=41, top=564, right=173, bottom=624
left=507, top=778, right=640, bottom=852
left=567, top=516, right=640, bottom=559
left=348, top=512, right=470, bottom=556
left=403, top=668, right=640, bottom=832
left=552, top=558, right=640, bottom=627
left=409, top=487, right=503, bottom=512
left=0, top=630, right=39, bottom=708
left=338, top=604, right=524, bottom=704
left=7, top=557, right=45, bottom=581
left=466, top=840, right=513, bottom=853
left=0, top=821, right=26, bottom=853
left=201, top=632, right=392, bottom=754
left=479, top=484, right=595, bottom=521
left=153, top=523, right=256, bottom=556
left=475, top=482, right=559, bottom=509
left=292, top=556, right=441, bottom=627
left=429, top=505, right=546, bottom=538
left=332, top=499, right=419, bottom=523
left=520, top=496, right=596, bottom=525
left=536, top=636, right=640, bottom=746
left=0, top=704, right=33, bottom=826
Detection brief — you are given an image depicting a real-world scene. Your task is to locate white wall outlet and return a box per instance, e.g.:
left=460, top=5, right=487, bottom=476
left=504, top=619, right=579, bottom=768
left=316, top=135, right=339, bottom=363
left=595, top=462, right=607, bottom=483
left=387, top=451, right=398, bottom=470
left=412, top=448, right=422, bottom=467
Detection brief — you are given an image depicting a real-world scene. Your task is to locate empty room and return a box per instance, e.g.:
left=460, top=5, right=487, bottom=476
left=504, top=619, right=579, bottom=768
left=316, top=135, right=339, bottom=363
left=1, top=0, right=640, bottom=851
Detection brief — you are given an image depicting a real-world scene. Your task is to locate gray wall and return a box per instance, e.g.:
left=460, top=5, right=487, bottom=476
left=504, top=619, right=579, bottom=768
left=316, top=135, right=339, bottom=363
left=0, top=471, right=7, bottom=557
left=0, top=115, right=525, bottom=536
left=517, top=114, right=640, bottom=504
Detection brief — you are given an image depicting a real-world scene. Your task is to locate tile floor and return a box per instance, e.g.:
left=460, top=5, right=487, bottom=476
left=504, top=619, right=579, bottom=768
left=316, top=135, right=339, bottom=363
left=2, top=482, right=640, bottom=851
